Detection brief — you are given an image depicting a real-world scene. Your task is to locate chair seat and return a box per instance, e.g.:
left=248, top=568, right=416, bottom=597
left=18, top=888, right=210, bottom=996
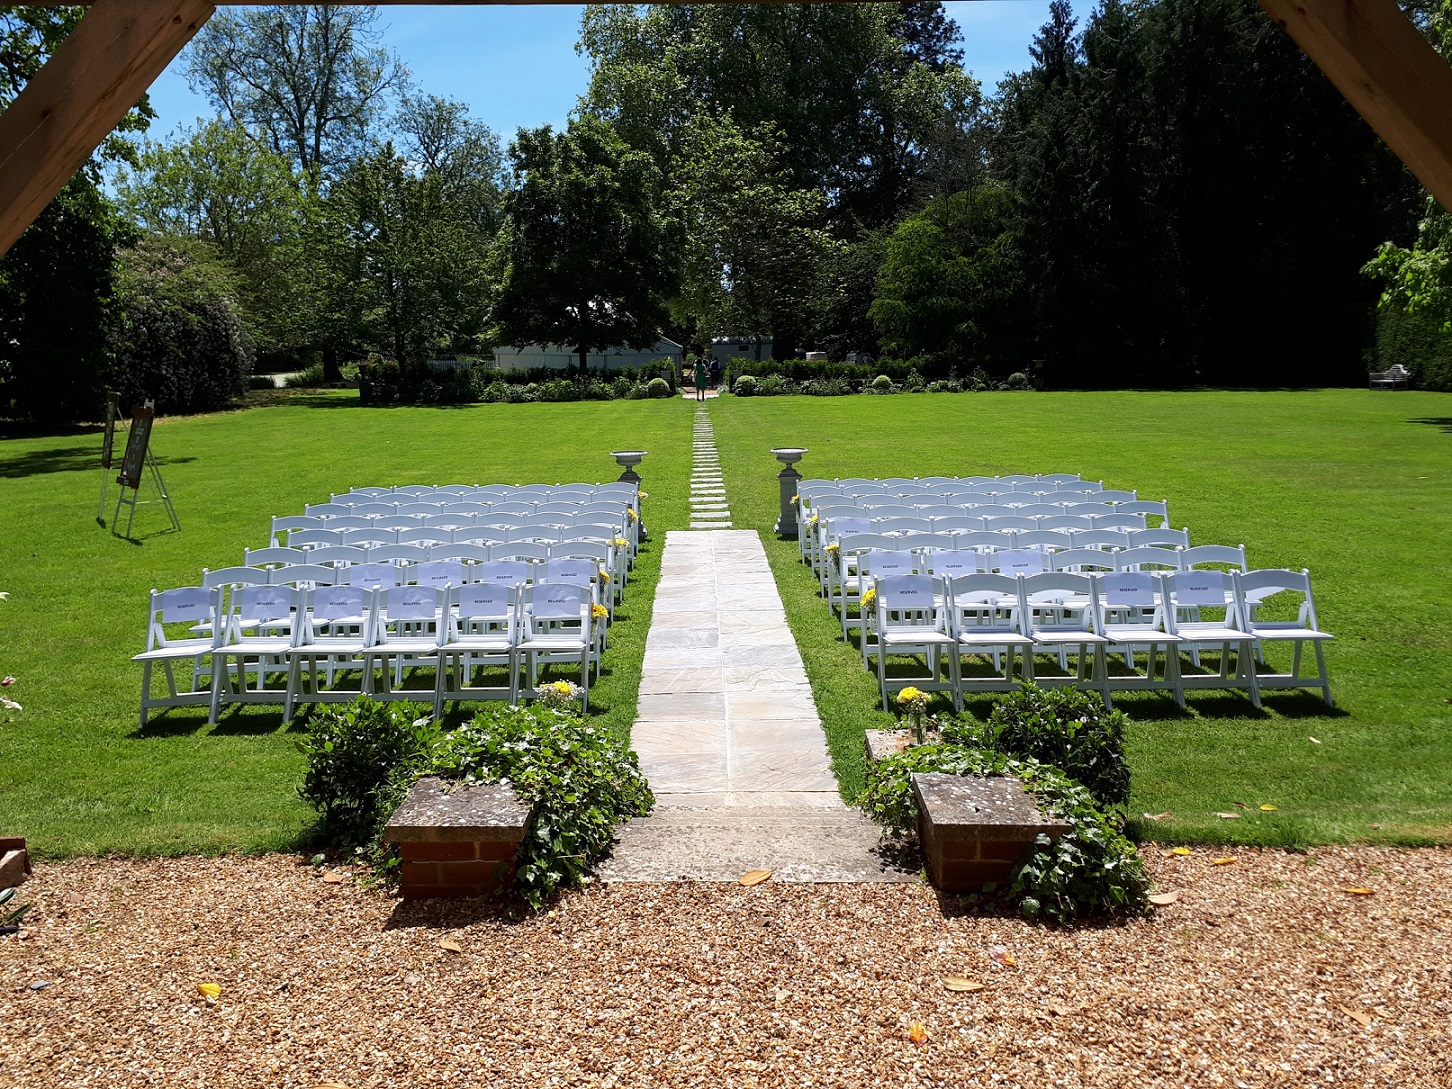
left=133, top=641, right=213, bottom=662
left=1175, top=624, right=1249, bottom=643
left=1102, top=625, right=1182, bottom=645
left=223, top=637, right=294, bottom=656
left=369, top=638, right=439, bottom=656
left=956, top=631, right=1034, bottom=647
left=1031, top=630, right=1111, bottom=645
left=439, top=637, right=513, bottom=654
left=1247, top=625, right=1333, bottom=641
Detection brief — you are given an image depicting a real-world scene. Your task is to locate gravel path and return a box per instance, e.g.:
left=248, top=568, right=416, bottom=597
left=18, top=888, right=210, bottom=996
left=2, top=847, right=1449, bottom=1088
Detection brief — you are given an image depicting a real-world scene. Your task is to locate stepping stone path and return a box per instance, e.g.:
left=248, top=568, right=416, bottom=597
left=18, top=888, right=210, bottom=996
left=689, top=407, right=731, bottom=529
left=599, top=407, right=913, bottom=884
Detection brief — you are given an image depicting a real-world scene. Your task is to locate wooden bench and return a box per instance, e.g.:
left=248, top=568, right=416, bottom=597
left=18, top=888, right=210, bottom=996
left=1370, top=364, right=1411, bottom=389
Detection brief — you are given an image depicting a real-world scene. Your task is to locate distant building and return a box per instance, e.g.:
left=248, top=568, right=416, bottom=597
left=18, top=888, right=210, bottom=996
left=711, top=335, right=773, bottom=364
left=490, top=338, right=683, bottom=371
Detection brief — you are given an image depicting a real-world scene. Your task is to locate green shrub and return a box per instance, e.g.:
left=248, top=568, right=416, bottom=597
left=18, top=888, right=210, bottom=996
left=248, top=375, right=277, bottom=391
left=611, top=376, right=633, bottom=400
left=432, top=703, right=654, bottom=908
left=801, top=376, right=854, bottom=396
left=296, top=697, right=441, bottom=848
left=904, top=368, right=926, bottom=392
left=860, top=744, right=1148, bottom=923
left=943, top=684, right=1131, bottom=809
left=1005, top=371, right=1030, bottom=390
left=646, top=376, right=672, bottom=399
left=871, top=374, right=895, bottom=392
left=732, top=373, right=759, bottom=396
left=285, top=362, right=326, bottom=388
left=756, top=375, right=790, bottom=396
left=926, top=379, right=962, bottom=393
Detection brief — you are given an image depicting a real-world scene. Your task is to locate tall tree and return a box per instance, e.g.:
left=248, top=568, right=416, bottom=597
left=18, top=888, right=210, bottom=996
left=492, top=116, right=675, bottom=370
left=184, top=4, right=409, bottom=176
left=394, top=94, right=507, bottom=235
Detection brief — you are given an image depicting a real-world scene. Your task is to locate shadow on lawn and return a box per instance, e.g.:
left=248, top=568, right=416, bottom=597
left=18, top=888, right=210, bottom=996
left=1409, top=417, right=1452, bottom=433
left=0, top=443, right=196, bottom=479
left=128, top=706, right=300, bottom=739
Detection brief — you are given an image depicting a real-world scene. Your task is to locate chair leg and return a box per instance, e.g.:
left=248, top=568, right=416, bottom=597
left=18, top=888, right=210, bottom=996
left=1315, top=642, right=1333, bottom=706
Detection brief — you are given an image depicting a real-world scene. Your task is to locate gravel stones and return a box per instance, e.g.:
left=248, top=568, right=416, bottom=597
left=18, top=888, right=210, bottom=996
left=2, top=848, right=1450, bottom=1087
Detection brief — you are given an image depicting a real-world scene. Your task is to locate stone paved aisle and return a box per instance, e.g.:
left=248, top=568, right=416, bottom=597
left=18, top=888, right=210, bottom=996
left=599, top=525, right=912, bottom=882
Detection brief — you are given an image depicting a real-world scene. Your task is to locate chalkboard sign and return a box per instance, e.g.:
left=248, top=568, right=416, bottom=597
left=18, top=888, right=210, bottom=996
left=117, top=405, right=154, bottom=490
left=100, top=392, right=120, bottom=468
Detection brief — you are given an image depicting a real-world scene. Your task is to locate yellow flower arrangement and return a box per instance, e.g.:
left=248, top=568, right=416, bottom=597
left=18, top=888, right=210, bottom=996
left=626, top=508, right=638, bottom=522
left=598, top=567, right=610, bottom=583
left=896, top=687, right=929, bottom=714
left=860, top=587, right=877, bottom=610
left=591, top=603, right=608, bottom=620
left=638, top=491, right=649, bottom=500
left=807, top=513, right=819, bottom=526
left=612, top=537, right=628, bottom=548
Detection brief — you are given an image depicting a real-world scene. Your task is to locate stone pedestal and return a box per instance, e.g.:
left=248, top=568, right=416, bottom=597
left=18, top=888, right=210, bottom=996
left=383, top=777, right=532, bottom=900
left=912, top=774, right=1070, bottom=893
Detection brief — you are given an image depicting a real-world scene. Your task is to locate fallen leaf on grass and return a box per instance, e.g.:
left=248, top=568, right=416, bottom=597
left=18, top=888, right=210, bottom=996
left=1343, top=887, right=1375, bottom=896
left=1260, top=804, right=1279, bottom=812
left=987, top=946, right=1018, bottom=969
left=1337, top=1004, right=1372, bottom=1028
left=1141, top=811, right=1172, bottom=822
left=196, top=982, right=221, bottom=999
left=1232, top=801, right=1248, bottom=809
left=738, top=869, right=772, bottom=887
left=1211, top=857, right=1237, bottom=866
left=1309, top=736, right=1321, bottom=744
left=907, top=1021, right=928, bottom=1046
left=321, top=871, right=346, bottom=884
left=941, top=976, right=984, bottom=993
left=1147, top=891, right=1181, bottom=906
left=1171, top=847, right=1192, bottom=856
left=439, top=938, right=463, bottom=954
left=1215, top=812, right=1241, bottom=820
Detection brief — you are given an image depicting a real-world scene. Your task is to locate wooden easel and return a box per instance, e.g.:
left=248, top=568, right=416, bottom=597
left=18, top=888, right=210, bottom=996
left=110, top=403, right=180, bottom=539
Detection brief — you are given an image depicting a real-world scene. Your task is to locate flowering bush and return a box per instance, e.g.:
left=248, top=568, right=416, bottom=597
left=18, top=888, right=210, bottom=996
left=537, top=679, right=584, bottom=709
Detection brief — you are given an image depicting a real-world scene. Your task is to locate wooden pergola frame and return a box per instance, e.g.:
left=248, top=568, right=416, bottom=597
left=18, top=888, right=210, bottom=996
left=2, top=0, right=1452, bottom=258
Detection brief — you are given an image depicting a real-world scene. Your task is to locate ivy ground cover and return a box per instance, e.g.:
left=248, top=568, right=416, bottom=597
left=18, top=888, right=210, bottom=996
left=0, top=393, right=692, bottom=855
left=708, top=388, right=1452, bottom=847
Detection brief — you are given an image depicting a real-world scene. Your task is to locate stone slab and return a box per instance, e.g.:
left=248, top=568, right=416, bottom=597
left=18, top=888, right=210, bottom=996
left=598, top=808, right=915, bottom=883
left=384, top=777, right=531, bottom=844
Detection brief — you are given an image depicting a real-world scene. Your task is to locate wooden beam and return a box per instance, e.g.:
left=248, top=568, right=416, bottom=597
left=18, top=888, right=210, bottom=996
left=0, top=0, right=214, bottom=257
left=1259, top=0, right=1452, bottom=211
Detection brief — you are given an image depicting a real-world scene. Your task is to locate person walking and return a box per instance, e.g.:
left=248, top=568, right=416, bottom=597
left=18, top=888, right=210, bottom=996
left=694, top=357, right=709, bottom=402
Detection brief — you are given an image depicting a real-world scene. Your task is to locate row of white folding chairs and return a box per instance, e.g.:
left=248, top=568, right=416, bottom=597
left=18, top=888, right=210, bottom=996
left=807, top=495, right=1155, bottom=516
left=816, top=528, right=1193, bottom=593
left=273, top=522, right=629, bottom=549
left=238, top=544, right=626, bottom=610
left=332, top=482, right=638, bottom=504
left=802, top=501, right=1166, bottom=566
left=135, top=582, right=600, bottom=727
left=302, top=499, right=634, bottom=520
left=825, top=534, right=1192, bottom=637
left=864, top=569, right=1332, bottom=713
left=800, top=474, right=1093, bottom=496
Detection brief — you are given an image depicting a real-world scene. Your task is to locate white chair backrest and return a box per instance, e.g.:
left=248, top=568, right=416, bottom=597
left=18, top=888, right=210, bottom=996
left=1051, top=548, right=1118, bottom=573
left=867, top=549, right=918, bottom=578
left=1114, top=546, right=1181, bottom=572
left=1069, top=530, right=1131, bottom=550
left=1014, top=530, right=1072, bottom=551
left=269, top=564, right=336, bottom=587
left=432, top=543, right=492, bottom=563
left=157, top=586, right=212, bottom=625
left=532, top=582, right=586, bottom=620
left=384, top=584, right=441, bottom=622
left=238, top=584, right=296, bottom=622
left=457, top=582, right=512, bottom=619
left=876, top=573, right=937, bottom=612
left=927, top=548, right=983, bottom=578
left=953, top=530, right=1013, bottom=551
left=414, top=560, right=465, bottom=589
left=1098, top=489, right=1138, bottom=503
left=203, top=565, right=270, bottom=590
left=348, top=563, right=405, bottom=590
left=1093, top=513, right=1148, bottom=531
left=367, top=544, right=431, bottom=564
left=545, top=557, right=597, bottom=584
left=477, top=560, right=531, bottom=586
left=1101, top=571, right=1156, bottom=608
left=1179, top=544, right=1247, bottom=571
left=291, top=528, right=346, bottom=549
left=1166, top=569, right=1226, bottom=607
left=993, top=549, right=1046, bottom=577
left=343, top=529, right=397, bottom=547
left=1130, top=527, right=1190, bottom=549
left=311, top=585, right=367, bottom=621
left=308, top=545, right=369, bottom=568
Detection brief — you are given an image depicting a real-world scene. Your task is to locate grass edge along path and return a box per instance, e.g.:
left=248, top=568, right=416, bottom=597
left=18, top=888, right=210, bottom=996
left=706, top=389, right=1452, bottom=849
left=0, top=393, right=694, bottom=858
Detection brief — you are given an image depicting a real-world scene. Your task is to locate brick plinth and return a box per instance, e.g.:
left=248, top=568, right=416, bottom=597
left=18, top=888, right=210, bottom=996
left=384, top=778, right=532, bottom=900
left=913, top=774, right=1070, bottom=894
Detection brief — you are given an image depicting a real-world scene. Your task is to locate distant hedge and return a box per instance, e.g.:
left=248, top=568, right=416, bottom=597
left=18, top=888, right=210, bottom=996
left=357, top=358, right=679, bottom=406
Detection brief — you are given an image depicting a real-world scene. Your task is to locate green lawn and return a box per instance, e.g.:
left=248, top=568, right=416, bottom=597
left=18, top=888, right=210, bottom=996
left=0, top=393, right=693, bottom=856
left=708, top=389, right=1452, bottom=847
left=3, top=388, right=1450, bottom=856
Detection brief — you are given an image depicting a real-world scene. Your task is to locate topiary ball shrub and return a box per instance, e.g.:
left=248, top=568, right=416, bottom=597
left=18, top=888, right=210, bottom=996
left=646, top=376, right=672, bottom=398
left=943, top=683, right=1131, bottom=809
left=860, top=743, right=1149, bottom=923
left=732, top=373, right=759, bottom=396
left=296, top=697, right=441, bottom=849
left=1005, top=371, right=1030, bottom=390
left=871, top=373, right=895, bottom=393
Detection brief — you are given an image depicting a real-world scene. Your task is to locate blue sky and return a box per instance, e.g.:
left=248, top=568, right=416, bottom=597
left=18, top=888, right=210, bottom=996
left=141, top=2, right=1092, bottom=144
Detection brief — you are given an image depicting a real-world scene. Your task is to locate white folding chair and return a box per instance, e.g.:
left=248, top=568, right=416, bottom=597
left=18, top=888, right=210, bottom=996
left=434, top=583, right=520, bottom=716
left=133, top=587, right=218, bottom=727
left=209, top=584, right=300, bottom=722
left=1095, top=572, right=1183, bottom=706
left=1162, top=570, right=1260, bottom=706
left=518, top=583, right=593, bottom=709
left=285, top=585, right=378, bottom=719
left=364, top=585, right=445, bottom=700
left=947, top=573, right=1033, bottom=703
left=1019, top=572, right=1111, bottom=706
left=871, top=574, right=959, bottom=711
left=1231, top=569, right=1334, bottom=706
